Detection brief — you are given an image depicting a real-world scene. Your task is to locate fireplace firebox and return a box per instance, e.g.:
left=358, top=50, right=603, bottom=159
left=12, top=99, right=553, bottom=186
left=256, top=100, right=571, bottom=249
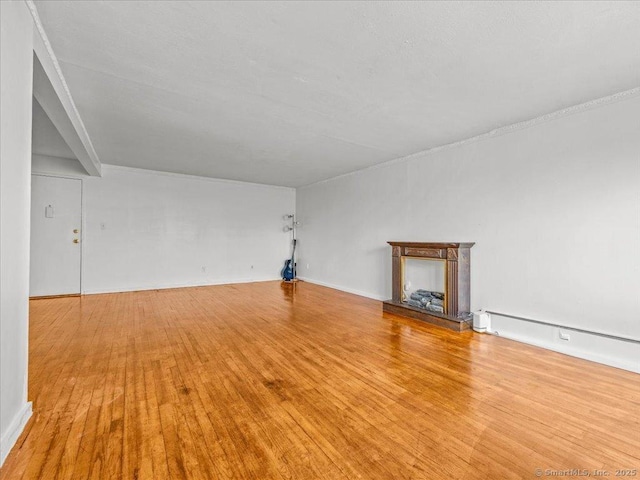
left=382, top=242, right=475, bottom=331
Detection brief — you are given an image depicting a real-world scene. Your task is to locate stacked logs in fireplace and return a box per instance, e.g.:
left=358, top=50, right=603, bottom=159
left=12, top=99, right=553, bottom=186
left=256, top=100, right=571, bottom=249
left=405, top=289, right=444, bottom=313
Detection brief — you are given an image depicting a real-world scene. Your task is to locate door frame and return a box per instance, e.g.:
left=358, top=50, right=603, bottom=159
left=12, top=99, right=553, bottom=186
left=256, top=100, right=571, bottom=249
left=30, top=173, right=84, bottom=298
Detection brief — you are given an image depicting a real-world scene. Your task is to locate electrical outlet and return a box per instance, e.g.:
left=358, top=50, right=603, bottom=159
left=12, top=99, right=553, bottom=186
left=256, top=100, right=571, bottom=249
left=559, top=331, right=570, bottom=341
left=306, top=263, right=310, bottom=269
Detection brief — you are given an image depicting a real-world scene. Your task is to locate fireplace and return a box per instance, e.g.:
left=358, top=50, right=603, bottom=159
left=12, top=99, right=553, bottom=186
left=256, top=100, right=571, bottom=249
left=382, top=242, right=475, bottom=331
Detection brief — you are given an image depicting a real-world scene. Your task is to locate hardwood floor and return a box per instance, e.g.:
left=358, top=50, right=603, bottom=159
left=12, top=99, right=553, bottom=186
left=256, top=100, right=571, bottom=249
left=1, top=281, right=638, bottom=479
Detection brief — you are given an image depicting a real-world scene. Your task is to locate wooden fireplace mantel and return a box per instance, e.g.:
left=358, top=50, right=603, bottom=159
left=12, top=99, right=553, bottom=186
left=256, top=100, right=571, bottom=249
left=383, top=241, right=475, bottom=331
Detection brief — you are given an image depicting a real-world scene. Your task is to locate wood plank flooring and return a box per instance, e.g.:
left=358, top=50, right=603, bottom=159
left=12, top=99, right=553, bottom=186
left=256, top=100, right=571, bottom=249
left=1, top=281, right=638, bottom=479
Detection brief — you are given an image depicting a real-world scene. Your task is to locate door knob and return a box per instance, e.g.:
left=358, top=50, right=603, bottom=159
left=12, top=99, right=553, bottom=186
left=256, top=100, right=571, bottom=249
left=73, top=229, right=79, bottom=233
left=73, top=239, right=79, bottom=244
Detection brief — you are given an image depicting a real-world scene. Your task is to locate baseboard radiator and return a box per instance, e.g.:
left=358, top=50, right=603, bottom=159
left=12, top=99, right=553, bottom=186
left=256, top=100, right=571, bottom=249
left=473, top=310, right=639, bottom=373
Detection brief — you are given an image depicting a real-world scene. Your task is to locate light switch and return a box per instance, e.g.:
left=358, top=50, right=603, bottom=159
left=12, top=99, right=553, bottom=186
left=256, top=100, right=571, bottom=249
left=45, top=205, right=54, bottom=218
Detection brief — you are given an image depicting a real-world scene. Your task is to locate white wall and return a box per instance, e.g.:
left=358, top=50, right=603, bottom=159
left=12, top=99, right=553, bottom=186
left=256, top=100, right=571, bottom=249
left=32, top=153, right=87, bottom=177
left=81, top=165, right=295, bottom=294
left=297, top=95, right=640, bottom=370
left=0, top=0, right=34, bottom=465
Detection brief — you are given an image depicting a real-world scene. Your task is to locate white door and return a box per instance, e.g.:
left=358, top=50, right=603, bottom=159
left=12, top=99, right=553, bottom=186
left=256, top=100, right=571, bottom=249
left=30, top=175, right=82, bottom=296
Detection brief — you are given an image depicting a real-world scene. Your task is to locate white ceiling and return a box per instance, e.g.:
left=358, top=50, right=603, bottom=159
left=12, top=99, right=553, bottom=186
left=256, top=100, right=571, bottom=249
left=34, top=1, right=640, bottom=187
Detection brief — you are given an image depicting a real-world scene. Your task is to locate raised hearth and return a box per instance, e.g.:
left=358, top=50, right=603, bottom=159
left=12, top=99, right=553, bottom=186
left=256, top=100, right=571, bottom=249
left=382, top=242, right=474, bottom=332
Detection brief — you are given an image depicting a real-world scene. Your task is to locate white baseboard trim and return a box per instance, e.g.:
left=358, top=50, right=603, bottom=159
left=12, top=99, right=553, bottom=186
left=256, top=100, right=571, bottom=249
left=81, top=277, right=281, bottom=295
left=0, top=401, right=32, bottom=466
left=296, top=276, right=387, bottom=301
left=487, top=312, right=639, bottom=373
